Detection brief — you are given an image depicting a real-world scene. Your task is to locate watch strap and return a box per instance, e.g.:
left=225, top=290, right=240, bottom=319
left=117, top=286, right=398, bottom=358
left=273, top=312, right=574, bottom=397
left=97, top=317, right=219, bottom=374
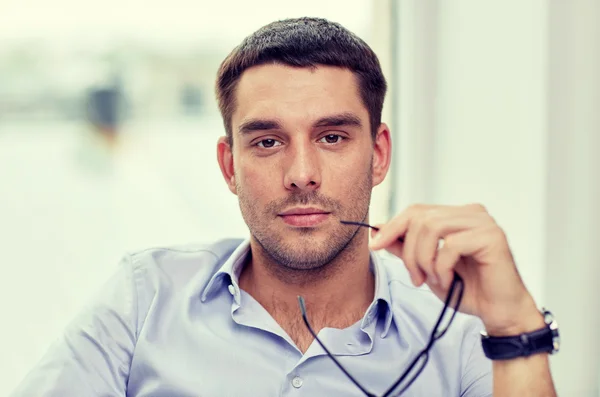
left=481, top=325, right=555, bottom=360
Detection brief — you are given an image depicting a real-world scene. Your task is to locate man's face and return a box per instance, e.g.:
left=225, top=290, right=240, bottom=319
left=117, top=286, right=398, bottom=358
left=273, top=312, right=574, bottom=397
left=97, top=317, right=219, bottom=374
left=218, top=64, right=390, bottom=270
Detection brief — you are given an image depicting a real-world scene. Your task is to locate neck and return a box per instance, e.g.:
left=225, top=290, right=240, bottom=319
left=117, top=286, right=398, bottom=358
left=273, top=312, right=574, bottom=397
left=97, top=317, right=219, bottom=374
left=238, top=231, right=375, bottom=322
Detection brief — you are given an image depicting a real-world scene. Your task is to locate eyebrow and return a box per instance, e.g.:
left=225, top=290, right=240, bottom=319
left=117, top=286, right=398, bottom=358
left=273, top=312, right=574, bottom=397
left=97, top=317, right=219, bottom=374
left=238, top=119, right=282, bottom=135
left=313, top=112, right=363, bottom=129
left=237, top=112, right=363, bottom=135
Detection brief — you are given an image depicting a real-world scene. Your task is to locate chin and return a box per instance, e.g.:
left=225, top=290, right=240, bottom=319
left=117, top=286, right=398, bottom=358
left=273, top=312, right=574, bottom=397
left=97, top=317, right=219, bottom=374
left=251, top=219, right=358, bottom=269
left=271, top=238, right=349, bottom=270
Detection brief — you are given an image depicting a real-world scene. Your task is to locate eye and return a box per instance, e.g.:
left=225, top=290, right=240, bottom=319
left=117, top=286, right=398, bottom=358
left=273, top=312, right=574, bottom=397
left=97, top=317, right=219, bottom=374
left=319, top=134, right=344, bottom=144
left=256, top=139, right=281, bottom=148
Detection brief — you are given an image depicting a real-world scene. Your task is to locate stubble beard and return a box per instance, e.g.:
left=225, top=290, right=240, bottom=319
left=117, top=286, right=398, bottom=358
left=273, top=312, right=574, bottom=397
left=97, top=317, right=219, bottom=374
left=236, top=170, right=373, bottom=278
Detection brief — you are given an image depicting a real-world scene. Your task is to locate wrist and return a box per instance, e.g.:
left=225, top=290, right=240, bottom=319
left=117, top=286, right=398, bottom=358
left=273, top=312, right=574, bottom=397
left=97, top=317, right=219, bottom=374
left=481, top=306, right=560, bottom=361
left=484, top=300, right=545, bottom=336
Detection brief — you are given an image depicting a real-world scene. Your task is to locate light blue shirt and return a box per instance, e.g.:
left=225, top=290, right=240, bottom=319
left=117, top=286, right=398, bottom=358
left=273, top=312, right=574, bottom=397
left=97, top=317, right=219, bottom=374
left=10, top=238, right=492, bottom=396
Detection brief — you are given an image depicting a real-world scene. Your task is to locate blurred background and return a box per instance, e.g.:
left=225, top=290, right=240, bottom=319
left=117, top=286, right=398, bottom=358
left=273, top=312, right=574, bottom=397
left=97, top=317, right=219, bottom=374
left=1, top=0, right=598, bottom=395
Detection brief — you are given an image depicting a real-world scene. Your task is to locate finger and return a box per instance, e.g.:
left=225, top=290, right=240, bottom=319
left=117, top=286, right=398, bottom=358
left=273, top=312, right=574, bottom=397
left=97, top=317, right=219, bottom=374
left=426, top=277, right=452, bottom=304
left=370, top=226, right=380, bottom=239
left=433, top=239, right=462, bottom=290
left=415, top=212, right=489, bottom=286
left=369, top=215, right=410, bottom=250
left=400, top=221, right=427, bottom=286
left=371, top=227, right=426, bottom=286
left=444, top=224, right=508, bottom=258
left=369, top=205, right=437, bottom=250
left=415, top=235, right=443, bottom=287
left=382, top=240, right=403, bottom=258
left=369, top=203, right=486, bottom=251
left=434, top=225, right=511, bottom=289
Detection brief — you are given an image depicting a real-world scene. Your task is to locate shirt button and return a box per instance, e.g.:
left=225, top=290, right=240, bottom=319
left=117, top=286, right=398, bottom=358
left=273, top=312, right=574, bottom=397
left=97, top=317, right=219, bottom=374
left=228, top=284, right=236, bottom=295
left=291, top=376, right=303, bottom=388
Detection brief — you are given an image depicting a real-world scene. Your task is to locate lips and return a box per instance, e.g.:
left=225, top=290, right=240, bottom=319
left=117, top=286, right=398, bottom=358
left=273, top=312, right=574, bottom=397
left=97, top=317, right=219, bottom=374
left=279, top=207, right=329, bottom=216
left=278, top=207, right=331, bottom=227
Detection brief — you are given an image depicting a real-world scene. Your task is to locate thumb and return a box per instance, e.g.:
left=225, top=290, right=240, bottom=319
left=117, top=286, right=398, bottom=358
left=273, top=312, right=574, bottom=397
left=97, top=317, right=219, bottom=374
left=370, top=225, right=383, bottom=239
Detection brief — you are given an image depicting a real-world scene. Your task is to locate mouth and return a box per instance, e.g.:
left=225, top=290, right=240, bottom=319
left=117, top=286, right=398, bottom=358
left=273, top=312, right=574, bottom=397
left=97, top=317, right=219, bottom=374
left=278, top=207, right=331, bottom=227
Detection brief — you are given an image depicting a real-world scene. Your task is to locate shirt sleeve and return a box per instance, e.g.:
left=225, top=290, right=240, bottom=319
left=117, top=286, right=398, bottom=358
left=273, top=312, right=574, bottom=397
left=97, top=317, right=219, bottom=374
left=9, top=255, right=139, bottom=397
left=460, top=318, right=493, bottom=397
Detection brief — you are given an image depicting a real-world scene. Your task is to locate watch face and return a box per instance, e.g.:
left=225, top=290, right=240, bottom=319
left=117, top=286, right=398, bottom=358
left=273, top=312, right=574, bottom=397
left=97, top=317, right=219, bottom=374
left=551, top=326, right=560, bottom=353
left=542, top=308, right=560, bottom=353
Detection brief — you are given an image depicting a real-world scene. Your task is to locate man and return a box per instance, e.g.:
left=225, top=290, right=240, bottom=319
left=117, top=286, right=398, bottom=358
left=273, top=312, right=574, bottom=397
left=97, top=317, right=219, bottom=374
left=10, top=18, right=559, bottom=396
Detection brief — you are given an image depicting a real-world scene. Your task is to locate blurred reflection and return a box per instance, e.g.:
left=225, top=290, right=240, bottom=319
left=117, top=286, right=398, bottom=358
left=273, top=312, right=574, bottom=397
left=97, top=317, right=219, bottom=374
left=85, top=72, right=125, bottom=150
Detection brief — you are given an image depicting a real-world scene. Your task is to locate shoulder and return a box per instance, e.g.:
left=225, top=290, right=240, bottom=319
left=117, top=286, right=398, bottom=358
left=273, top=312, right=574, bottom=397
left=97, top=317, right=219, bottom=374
left=121, top=238, right=245, bottom=312
left=126, top=238, right=244, bottom=277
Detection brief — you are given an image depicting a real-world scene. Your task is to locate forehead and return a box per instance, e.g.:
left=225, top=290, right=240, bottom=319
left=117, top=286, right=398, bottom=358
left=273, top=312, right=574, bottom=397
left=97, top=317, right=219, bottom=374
left=231, top=64, right=368, bottom=128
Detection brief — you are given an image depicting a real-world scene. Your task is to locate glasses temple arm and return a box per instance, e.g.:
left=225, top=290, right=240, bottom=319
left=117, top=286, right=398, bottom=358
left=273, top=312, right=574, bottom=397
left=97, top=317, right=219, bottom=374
left=383, top=272, right=465, bottom=396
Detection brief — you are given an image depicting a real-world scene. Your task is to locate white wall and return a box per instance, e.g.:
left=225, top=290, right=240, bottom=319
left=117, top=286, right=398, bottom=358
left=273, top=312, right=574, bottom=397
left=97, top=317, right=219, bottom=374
left=544, top=1, right=600, bottom=395
left=368, top=0, right=395, bottom=225
left=391, top=1, right=599, bottom=395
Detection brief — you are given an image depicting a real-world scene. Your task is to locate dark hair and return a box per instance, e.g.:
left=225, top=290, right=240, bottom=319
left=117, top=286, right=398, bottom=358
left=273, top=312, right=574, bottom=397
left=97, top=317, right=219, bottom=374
left=215, top=17, right=387, bottom=144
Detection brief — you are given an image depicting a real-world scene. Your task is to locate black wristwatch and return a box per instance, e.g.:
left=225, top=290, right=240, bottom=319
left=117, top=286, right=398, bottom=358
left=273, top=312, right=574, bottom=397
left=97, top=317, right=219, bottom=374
left=480, top=308, right=560, bottom=360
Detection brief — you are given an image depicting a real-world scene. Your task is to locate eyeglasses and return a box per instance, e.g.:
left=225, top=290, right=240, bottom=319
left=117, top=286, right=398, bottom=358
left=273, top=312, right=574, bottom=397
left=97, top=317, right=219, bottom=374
left=296, top=220, right=465, bottom=397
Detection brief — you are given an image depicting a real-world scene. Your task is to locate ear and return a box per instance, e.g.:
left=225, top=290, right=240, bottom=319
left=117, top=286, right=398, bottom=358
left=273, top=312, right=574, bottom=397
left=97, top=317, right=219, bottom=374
left=217, top=136, right=237, bottom=195
left=371, top=123, right=392, bottom=187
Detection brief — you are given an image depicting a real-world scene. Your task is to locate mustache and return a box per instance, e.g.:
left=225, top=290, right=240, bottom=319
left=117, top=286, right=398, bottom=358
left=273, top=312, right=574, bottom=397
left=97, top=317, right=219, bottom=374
left=266, top=191, right=341, bottom=213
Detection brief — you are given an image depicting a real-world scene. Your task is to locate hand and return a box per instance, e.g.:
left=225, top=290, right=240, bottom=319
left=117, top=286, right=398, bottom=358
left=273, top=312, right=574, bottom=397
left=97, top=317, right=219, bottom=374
left=369, top=203, right=544, bottom=336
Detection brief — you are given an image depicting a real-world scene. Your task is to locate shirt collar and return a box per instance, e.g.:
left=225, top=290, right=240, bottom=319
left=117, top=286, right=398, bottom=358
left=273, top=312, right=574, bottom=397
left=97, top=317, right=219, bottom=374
left=364, top=250, right=395, bottom=337
left=200, top=239, right=250, bottom=304
left=200, top=239, right=394, bottom=335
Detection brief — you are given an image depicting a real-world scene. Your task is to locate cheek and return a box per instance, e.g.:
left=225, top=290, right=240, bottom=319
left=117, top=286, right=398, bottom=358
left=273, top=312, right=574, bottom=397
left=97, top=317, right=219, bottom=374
left=324, top=162, right=370, bottom=197
left=326, top=151, right=372, bottom=181
left=236, top=162, right=278, bottom=200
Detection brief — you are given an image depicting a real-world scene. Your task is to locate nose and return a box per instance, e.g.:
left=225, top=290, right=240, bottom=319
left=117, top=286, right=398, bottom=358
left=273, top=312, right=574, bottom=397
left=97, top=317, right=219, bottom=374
left=283, top=143, right=321, bottom=192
